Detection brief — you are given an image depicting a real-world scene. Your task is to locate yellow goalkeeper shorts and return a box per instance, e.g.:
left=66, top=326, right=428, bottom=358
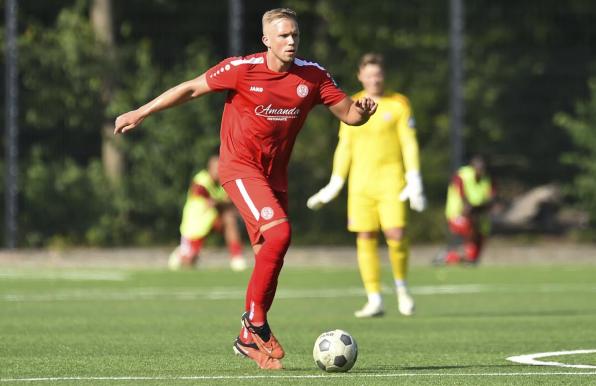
left=347, top=192, right=407, bottom=232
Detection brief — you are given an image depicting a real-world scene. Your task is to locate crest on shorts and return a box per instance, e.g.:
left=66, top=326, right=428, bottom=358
left=261, top=206, right=274, bottom=220
left=296, top=84, right=309, bottom=98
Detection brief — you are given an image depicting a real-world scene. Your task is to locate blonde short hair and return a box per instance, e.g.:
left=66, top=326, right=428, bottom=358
left=262, top=8, right=298, bottom=32
left=359, top=53, right=384, bottom=70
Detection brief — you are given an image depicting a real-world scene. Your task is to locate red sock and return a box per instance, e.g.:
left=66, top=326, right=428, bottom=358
left=228, top=240, right=243, bottom=258
left=181, top=238, right=203, bottom=265
left=445, top=251, right=461, bottom=264
left=246, top=221, right=291, bottom=324
left=464, top=243, right=478, bottom=261
left=464, top=236, right=483, bottom=262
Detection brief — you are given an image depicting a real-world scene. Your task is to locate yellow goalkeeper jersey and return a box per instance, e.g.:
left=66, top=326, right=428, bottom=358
left=332, top=90, right=421, bottom=195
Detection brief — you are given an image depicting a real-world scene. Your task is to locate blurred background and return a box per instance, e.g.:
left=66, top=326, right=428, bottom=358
left=2, top=0, right=596, bottom=249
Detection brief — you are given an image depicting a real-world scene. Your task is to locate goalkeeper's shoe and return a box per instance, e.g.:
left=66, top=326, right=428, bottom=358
left=241, top=313, right=285, bottom=359
left=354, top=302, right=385, bottom=318
left=233, top=337, right=283, bottom=370
left=397, top=287, right=415, bottom=316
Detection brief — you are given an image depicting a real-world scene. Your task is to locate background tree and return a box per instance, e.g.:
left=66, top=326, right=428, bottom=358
left=91, top=0, right=123, bottom=185
left=3, top=0, right=596, bottom=246
left=555, top=76, right=596, bottom=232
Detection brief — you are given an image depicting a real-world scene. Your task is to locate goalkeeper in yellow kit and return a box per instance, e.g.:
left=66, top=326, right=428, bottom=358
left=307, top=53, right=426, bottom=317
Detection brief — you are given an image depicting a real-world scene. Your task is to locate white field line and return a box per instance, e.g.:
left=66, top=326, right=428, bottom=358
left=0, top=270, right=129, bottom=281
left=1, top=283, right=596, bottom=302
left=507, top=349, right=596, bottom=369
left=2, top=372, right=596, bottom=382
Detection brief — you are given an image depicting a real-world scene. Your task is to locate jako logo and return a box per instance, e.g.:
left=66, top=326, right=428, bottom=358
left=254, top=104, right=300, bottom=121
left=250, top=86, right=263, bottom=92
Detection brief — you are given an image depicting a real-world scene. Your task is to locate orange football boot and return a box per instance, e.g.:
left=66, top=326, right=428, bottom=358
left=241, top=313, right=285, bottom=359
left=233, top=338, right=283, bottom=370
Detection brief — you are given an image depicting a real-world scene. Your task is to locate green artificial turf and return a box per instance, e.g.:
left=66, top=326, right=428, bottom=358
left=1, top=263, right=596, bottom=385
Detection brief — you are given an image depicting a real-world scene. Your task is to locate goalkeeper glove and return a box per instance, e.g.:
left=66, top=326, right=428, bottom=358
left=307, top=175, right=345, bottom=210
left=399, top=171, right=427, bottom=212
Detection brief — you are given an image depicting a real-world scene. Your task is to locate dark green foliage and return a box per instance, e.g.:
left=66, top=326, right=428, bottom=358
left=4, top=0, right=596, bottom=246
left=555, top=78, right=596, bottom=229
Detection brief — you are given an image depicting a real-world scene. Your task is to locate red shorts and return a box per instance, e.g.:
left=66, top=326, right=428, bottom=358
left=223, top=178, right=288, bottom=245
left=448, top=216, right=473, bottom=237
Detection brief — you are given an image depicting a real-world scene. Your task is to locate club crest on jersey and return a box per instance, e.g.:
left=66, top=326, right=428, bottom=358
left=296, top=84, right=309, bottom=98
left=260, top=206, right=274, bottom=220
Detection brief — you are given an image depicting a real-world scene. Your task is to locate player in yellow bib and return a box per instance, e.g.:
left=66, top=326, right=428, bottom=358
left=307, top=53, right=426, bottom=317
left=437, top=155, right=495, bottom=265
left=169, top=154, right=247, bottom=271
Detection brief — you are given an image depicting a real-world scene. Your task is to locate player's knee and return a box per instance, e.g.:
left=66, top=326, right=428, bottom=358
left=384, top=227, right=405, bottom=241
left=262, top=220, right=292, bottom=252
left=387, top=237, right=407, bottom=249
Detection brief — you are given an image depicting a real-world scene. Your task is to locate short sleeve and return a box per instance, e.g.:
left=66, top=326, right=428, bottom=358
left=318, top=71, right=347, bottom=106
left=205, top=57, right=241, bottom=91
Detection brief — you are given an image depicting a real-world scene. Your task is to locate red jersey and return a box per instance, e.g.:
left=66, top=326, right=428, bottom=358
left=205, top=52, right=347, bottom=192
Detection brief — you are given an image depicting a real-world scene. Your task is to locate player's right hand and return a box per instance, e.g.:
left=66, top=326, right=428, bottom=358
left=306, top=193, right=325, bottom=210
left=114, top=109, right=145, bottom=135
left=306, top=175, right=345, bottom=210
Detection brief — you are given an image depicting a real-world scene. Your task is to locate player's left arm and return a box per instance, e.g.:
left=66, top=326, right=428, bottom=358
left=190, top=182, right=211, bottom=198
left=328, top=97, right=377, bottom=126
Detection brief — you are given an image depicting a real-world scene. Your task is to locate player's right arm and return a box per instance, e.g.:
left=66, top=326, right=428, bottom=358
left=114, top=74, right=212, bottom=135
left=331, top=123, right=352, bottom=180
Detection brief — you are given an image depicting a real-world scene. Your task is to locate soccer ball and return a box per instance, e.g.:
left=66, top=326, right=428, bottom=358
left=312, top=329, right=358, bottom=372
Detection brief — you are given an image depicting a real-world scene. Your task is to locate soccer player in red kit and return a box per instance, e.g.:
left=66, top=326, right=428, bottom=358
left=114, top=8, right=377, bottom=370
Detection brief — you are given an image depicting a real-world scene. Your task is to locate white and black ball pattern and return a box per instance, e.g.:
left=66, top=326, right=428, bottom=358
left=312, top=329, right=358, bottom=372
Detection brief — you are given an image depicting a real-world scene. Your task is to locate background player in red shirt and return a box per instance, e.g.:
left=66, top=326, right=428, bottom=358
left=114, top=8, right=377, bottom=370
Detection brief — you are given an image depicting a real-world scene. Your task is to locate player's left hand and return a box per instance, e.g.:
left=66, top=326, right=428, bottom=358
left=354, top=97, right=378, bottom=117
left=399, top=171, right=427, bottom=212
